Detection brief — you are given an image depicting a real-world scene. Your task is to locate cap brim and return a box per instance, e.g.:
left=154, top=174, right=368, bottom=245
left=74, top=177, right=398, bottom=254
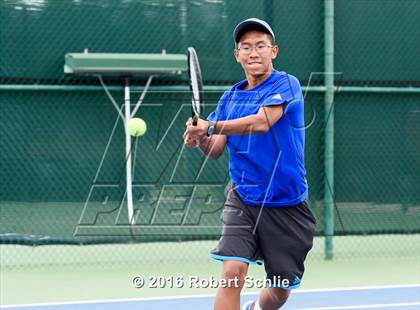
left=233, top=21, right=274, bottom=43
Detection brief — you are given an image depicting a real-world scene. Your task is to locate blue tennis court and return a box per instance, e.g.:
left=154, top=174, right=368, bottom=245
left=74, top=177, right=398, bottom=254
left=3, top=285, right=419, bottom=310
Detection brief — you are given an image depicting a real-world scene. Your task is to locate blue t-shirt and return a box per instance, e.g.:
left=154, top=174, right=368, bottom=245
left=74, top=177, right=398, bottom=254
left=207, top=70, right=308, bottom=207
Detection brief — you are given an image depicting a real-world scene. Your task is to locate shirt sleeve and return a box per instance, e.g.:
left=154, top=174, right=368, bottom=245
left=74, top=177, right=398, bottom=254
left=262, top=74, right=303, bottom=112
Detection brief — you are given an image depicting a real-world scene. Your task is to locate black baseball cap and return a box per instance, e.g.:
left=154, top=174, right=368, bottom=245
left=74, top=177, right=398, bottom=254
left=233, top=18, right=275, bottom=44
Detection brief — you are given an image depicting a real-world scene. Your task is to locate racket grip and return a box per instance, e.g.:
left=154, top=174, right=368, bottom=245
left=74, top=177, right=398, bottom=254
left=192, top=114, right=198, bottom=126
left=191, top=115, right=200, bottom=148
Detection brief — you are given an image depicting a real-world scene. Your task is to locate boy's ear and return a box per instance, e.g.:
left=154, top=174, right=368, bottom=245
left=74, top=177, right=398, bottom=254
left=233, top=49, right=240, bottom=63
left=271, top=45, right=279, bottom=60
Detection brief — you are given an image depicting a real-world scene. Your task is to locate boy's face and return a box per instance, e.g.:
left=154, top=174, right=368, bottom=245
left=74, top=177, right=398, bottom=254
left=234, top=30, right=278, bottom=78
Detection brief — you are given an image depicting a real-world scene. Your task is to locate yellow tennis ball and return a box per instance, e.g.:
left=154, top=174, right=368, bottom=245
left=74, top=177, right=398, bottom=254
left=127, top=118, right=147, bottom=137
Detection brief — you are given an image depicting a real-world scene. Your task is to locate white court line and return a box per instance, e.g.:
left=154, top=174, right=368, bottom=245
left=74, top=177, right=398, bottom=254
left=296, top=302, right=420, bottom=310
left=2, top=284, right=419, bottom=308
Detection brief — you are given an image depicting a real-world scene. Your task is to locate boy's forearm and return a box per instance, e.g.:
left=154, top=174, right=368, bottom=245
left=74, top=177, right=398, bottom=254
left=214, top=114, right=269, bottom=135
left=199, top=136, right=224, bottom=160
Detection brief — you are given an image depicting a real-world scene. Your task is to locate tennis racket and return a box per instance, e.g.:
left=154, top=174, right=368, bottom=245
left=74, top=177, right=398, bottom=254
left=187, top=47, right=204, bottom=126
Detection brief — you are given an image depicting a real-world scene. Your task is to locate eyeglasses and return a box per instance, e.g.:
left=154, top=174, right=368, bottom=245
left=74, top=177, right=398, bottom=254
left=236, top=44, right=274, bottom=55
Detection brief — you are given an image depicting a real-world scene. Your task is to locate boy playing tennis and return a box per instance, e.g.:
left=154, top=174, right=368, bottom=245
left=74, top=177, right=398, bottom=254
left=184, top=18, right=316, bottom=310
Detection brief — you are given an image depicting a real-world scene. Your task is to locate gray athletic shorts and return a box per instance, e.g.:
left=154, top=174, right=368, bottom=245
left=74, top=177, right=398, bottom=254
left=209, top=182, right=316, bottom=290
